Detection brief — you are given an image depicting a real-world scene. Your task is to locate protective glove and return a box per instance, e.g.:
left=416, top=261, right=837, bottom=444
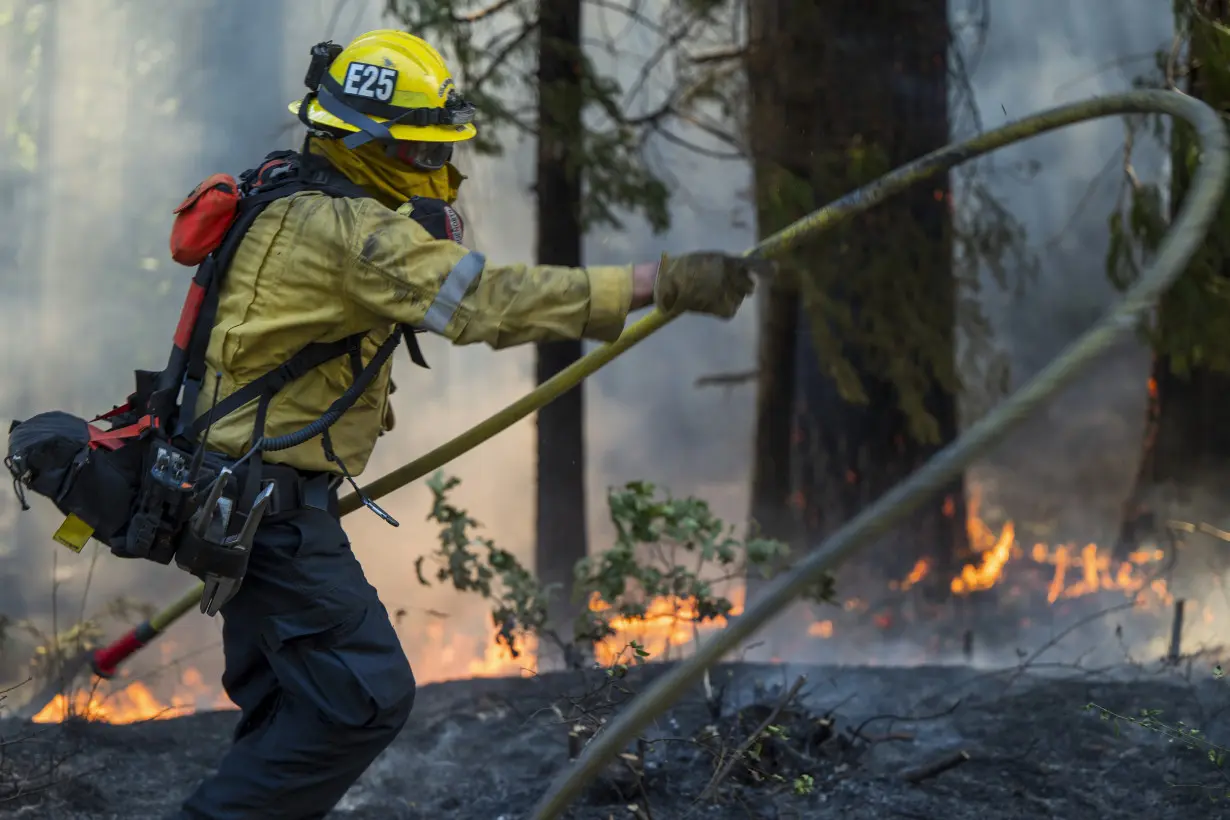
left=653, top=251, right=774, bottom=319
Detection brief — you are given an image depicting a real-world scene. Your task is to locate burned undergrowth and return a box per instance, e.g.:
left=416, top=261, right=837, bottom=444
left=544, top=662, right=871, bottom=811
left=0, top=683, right=93, bottom=817
left=1, top=659, right=1226, bottom=819
left=5, top=470, right=1228, bottom=818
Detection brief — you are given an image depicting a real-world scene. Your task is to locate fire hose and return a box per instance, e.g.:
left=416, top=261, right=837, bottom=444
left=526, top=90, right=1228, bottom=818
left=23, top=90, right=1230, bottom=816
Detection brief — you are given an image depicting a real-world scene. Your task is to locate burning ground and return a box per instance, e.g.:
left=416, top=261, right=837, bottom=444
left=2, top=659, right=1228, bottom=819
left=4, top=469, right=1230, bottom=817
left=4, top=380, right=1228, bottom=817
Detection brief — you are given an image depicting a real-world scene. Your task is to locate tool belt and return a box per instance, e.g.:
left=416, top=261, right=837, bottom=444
left=231, top=461, right=343, bottom=519
left=5, top=410, right=346, bottom=610
left=169, top=459, right=342, bottom=605
left=193, top=453, right=344, bottom=522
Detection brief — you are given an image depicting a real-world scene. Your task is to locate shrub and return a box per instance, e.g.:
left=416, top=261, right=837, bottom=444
left=415, top=472, right=836, bottom=668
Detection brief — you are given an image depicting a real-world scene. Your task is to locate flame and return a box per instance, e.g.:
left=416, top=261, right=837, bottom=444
left=951, top=521, right=1016, bottom=594
left=946, top=520, right=1171, bottom=605
left=890, top=559, right=931, bottom=591
left=943, top=484, right=1170, bottom=605
left=29, top=617, right=538, bottom=728
left=808, top=619, right=834, bottom=638
left=588, top=589, right=745, bottom=666
left=409, top=617, right=537, bottom=682
left=28, top=483, right=1193, bottom=726
left=32, top=664, right=231, bottom=725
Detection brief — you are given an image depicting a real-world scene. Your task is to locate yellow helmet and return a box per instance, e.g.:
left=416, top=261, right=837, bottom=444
left=288, top=30, right=477, bottom=149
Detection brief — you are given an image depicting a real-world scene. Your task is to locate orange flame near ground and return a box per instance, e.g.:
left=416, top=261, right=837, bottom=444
left=588, top=591, right=745, bottom=667
left=408, top=617, right=538, bottom=682
left=32, top=666, right=232, bottom=725
left=950, top=487, right=1171, bottom=605
left=807, top=619, right=834, bottom=638
left=891, top=558, right=931, bottom=592
left=26, top=485, right=1194, bottom=725
left=952, top=520, right=1017, bottom=594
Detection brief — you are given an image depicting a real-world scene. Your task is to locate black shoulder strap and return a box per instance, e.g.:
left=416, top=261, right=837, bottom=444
left=177, top=152, right=376, bottom=440
left=176, top=151, right=427, bottom=443
left=185, top=332, right=365, bottom=440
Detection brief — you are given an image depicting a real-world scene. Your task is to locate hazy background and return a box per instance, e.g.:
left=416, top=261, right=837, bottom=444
left=0, top=0, right=1186, bottom=691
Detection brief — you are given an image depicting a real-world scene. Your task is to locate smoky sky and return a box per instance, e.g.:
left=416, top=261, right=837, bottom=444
left=0, top=0, right=1181, bottom=682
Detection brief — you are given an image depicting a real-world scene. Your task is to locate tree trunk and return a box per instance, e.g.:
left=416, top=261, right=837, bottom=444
left=747, top=272, right=801, bottom=551
left=746, top=0, right=965, bottom=623
left=1116, top=0, right=1230, bottom=563
left=534, top=0, right=587, bottom=668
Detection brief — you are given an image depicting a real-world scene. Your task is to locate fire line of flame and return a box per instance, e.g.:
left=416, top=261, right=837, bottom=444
left=952, top=486, right=1172, bottom=604
left=32, top=666, right=233, bottom=725
left=29, top=485, right=1196, bottom=725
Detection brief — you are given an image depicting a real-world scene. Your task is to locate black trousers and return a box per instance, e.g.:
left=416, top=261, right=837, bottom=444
left=173, top=506, right=415, bottom=819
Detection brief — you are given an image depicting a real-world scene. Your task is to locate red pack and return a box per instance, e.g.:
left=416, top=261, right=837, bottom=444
left=169, top=173, right=240, bottom=266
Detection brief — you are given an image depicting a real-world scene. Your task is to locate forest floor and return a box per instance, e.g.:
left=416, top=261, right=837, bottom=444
left=1, top=659, right=1228, bottom=819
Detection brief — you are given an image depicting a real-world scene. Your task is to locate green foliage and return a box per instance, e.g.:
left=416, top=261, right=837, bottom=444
left=602, top=639, right=651, bottom=680
left=417, top=473, right=551, bottom=658
left=1087, top=665, right=1230, bottom=799
left=765, top=141, right=1032, bottom=444
left=383, top=0, right=735, bottom=233
left=1105, top=0, right=1230, bottom=376
left=417, top=472, right=833, bottom=664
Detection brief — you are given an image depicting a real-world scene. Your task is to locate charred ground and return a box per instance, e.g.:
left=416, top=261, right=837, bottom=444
left=1, top=660, right=1226, bottom=819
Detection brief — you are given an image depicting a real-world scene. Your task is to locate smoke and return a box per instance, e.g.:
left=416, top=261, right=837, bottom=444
left=1, top=0, right=1217, bottom=694
left=0, top=0, right=742, bottom=687
left=967, top=1, right=1172, bottom=547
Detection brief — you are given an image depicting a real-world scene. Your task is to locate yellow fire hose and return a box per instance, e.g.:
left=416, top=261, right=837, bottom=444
left=49, top=90, right=1228, bottom=813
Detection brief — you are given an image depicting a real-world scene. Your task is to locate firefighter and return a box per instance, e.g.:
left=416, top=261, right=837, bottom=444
left=172, top=29, right=764, bottom=819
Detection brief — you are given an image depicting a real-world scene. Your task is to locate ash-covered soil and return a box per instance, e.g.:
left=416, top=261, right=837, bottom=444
left=2, top=661, right=1228, bottom=819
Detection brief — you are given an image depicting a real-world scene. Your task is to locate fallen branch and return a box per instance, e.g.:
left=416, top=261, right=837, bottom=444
left=900, top=749, right=971, bottom=784
left=849, top=698, right=963, bottom=743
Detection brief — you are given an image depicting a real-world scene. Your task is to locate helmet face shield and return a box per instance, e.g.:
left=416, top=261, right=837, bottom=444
left=385, top=140, right=454, bottom=171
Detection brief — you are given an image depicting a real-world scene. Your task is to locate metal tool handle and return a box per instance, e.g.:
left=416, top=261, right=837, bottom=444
left=198, top=481, right=276, bottom=616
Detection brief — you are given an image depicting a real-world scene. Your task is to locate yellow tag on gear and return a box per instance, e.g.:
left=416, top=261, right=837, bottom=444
left=53, top=514, right=94, bottom=553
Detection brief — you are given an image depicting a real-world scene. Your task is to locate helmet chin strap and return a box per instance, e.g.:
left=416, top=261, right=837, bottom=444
left=313, top=86, right=394, bottom=149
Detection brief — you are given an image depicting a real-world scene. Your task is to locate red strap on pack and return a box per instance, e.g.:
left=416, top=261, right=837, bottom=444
left=87, top=415, right=156, bottom=451
left=253, top=156, right=291, bottom=188
left=173, top=281, right=208, bottom=350
left=169, top=173, right=240, bottom=267
left=91, top=402, right=132, bottom=423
